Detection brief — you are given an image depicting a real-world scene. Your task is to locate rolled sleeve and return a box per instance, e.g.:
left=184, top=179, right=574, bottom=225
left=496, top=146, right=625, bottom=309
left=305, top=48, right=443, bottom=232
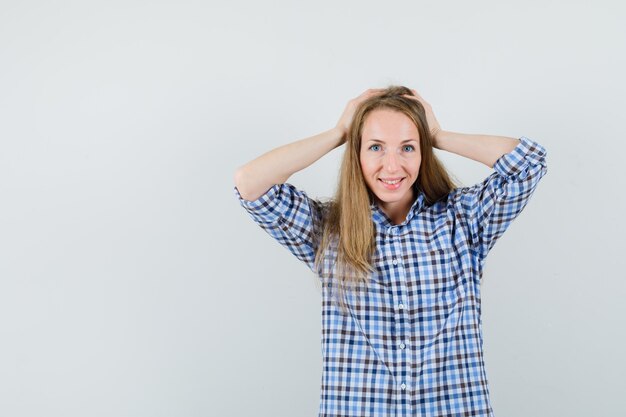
left=234, top=183, right=325, bottom=273
left=451, top=136, right=548, bottom=265
left=234, top=183, right=284, bottom=224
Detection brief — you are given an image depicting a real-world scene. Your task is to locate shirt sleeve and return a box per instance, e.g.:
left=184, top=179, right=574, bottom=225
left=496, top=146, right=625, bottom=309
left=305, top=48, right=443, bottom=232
left=449, top=136, right=548, bottom=265
left=233, top=182, right=325, bottom=273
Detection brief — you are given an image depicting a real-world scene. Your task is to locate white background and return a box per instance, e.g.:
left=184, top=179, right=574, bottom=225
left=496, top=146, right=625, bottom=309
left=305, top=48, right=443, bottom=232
left=1, top=1, right=624, bottom=416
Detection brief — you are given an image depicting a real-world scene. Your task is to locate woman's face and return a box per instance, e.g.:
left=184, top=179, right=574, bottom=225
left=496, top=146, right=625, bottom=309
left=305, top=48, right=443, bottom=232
left=359, top=108, right=422, bottom=214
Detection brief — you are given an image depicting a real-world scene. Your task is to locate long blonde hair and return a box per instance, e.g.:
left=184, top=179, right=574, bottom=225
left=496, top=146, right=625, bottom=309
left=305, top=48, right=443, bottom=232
left=313, top=85, right=460, bottom=314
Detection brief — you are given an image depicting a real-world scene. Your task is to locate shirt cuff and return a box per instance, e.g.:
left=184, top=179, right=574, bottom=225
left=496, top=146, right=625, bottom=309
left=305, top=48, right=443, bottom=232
left=493, top=136, right=547, bottom=179
left=233, top=183, right=284, bottom=223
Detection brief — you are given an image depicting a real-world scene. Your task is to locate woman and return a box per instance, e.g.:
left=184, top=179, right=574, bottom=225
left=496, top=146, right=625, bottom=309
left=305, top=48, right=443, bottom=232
left=233, top=86, right=548, bottom=417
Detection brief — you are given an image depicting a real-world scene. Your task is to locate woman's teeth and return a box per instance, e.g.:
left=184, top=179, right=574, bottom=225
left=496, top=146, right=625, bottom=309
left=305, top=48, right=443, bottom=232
left=379, top=178, right=404, bottom=190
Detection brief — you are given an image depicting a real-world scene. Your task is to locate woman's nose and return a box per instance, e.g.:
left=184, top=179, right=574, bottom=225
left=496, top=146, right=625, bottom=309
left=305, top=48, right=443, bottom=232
left=384, top=151, right=399, bottom=172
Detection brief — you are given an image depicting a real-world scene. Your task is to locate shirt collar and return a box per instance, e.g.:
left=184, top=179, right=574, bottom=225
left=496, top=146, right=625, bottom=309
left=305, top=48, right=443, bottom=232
left=370, top=188, right=427, bottom=227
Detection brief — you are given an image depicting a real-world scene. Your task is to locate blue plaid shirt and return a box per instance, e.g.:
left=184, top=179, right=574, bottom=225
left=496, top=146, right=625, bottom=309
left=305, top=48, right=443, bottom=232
left=234, top=136, right=547, bottom=417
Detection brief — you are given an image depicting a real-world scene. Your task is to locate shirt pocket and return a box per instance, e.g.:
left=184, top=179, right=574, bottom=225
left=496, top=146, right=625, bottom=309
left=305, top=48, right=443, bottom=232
left=407, top=242, right=466, bottom=310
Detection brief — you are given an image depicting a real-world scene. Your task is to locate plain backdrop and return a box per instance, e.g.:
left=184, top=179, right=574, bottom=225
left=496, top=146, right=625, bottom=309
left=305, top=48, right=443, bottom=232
left=1, top=1, right=625, bottom=416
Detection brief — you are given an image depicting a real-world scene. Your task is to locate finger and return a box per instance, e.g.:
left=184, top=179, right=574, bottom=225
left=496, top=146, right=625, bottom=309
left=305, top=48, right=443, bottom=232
left=358, top=90, right=384, bottom=99
left=403, top=93, right=427, bottom=105
left=360, top=89, right=381, bottom=97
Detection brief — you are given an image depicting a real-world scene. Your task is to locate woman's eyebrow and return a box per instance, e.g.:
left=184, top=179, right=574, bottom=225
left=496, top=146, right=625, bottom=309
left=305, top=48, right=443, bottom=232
left=366, top=139, right=418, bottom=143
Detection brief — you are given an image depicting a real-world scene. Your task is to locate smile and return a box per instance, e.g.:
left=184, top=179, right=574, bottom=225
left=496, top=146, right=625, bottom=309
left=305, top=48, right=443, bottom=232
left=378, top=177, right=405, bottom=190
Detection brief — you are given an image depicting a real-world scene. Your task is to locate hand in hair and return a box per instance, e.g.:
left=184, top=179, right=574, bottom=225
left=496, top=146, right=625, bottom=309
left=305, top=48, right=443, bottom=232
left=335, top=89, right=386, bottom=141
left=402, top=89, right=443, bottom=147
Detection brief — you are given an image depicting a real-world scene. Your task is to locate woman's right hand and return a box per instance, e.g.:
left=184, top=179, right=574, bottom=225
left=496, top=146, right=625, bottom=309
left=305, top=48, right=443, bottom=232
left=335, top=89, right=386, bottom=143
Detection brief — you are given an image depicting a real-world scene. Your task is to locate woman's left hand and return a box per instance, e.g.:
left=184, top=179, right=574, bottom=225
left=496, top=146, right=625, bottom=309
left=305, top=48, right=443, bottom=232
left=402, top=89, right=443, bottom=147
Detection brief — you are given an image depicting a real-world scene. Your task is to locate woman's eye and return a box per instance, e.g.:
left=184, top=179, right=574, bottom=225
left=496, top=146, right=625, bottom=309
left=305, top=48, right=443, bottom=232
left=369, top=144, right=381, bottom=151
left=403, top=145, right=415, bottom=152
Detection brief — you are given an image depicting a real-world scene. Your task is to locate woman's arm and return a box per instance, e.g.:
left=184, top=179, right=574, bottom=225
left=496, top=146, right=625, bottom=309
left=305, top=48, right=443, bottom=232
left=234, top=89, right=386, bottom=201
left=434, top=131, right=520, bottom=168
left=234, top=127, right=344, bottom=201
left=401, top=89, right=521, bottom=168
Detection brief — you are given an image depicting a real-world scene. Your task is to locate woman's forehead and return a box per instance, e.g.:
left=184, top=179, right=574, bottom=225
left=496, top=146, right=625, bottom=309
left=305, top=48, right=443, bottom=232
left=362, top=109, right=420, bottom=143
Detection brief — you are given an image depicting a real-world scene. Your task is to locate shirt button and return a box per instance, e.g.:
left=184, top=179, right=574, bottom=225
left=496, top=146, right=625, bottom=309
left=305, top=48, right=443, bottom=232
left=400, top=383, right=406, bottom=390
left=392, top=258, right=398, bottom=265
left=398, top=303, right=404, bottom=310
left=399, top=343, right=405, bottom=349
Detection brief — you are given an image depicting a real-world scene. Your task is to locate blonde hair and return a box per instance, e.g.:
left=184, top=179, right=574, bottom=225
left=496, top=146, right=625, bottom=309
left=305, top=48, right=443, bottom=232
left=313, top=85, right=460, bottom=314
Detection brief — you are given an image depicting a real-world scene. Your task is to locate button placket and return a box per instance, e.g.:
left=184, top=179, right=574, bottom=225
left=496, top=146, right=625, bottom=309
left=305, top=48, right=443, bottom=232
left=387, top=229, right=408, bottom=381
left=389, top=231, right=409, bottom=399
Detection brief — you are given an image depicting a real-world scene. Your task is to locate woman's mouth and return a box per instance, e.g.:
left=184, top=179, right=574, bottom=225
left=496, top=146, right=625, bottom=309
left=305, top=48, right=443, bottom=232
left=378, top=177, right=405, bottom=190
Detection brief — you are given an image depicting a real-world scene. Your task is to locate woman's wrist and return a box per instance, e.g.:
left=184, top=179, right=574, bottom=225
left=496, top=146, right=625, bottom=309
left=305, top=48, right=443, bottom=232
left=431, top=128, right=444, bottom=149
left=332, top=125, right=347, bottom=146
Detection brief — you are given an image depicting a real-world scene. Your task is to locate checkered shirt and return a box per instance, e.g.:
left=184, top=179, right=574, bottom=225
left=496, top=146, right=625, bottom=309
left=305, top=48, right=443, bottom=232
left=234, top=136, right=548, bottom=416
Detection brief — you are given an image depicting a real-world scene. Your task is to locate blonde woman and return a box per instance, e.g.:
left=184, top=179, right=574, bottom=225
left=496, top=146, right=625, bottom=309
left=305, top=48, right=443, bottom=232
left=233, top=86, right=547, bottom=417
